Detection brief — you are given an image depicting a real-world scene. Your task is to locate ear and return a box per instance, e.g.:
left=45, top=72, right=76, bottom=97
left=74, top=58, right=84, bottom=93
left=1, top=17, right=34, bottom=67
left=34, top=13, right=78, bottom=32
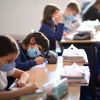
left=30, top=37, right=36, bottom=44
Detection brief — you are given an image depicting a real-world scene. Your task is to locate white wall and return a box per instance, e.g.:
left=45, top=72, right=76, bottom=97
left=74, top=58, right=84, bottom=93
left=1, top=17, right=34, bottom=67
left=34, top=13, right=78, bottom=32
left=0, top=0, right=81, bottom=41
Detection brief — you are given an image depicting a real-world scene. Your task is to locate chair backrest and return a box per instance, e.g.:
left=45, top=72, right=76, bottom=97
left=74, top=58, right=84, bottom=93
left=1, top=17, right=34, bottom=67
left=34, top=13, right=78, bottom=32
left=82, top=0, right=96, bottom=15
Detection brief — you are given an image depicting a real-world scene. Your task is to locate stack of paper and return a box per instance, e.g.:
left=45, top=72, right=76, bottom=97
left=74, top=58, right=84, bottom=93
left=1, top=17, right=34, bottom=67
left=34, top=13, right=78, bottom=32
left=61, top=63, right=90, bottom=85
left=62, top=45, right=87, bottom=65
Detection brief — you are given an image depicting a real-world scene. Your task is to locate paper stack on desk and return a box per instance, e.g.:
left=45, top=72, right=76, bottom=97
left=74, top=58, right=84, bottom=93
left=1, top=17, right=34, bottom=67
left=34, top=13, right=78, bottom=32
left=62, top=44, right=87, bottom=65
left=61, top=63, right=90, bottom=85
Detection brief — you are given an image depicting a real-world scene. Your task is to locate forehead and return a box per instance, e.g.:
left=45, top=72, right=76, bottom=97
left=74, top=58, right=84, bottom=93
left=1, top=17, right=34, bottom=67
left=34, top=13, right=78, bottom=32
left=2, top=53, right=18, bottom=62
left=54, top=10, right=61, bottom=14
left=30, top=37, right=35, bottom=43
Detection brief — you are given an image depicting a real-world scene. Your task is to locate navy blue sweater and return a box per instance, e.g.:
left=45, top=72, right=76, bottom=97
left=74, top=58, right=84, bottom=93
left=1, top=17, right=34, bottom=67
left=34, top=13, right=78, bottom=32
left=39, top=23, right=64, bottom=50
left=15, top=44, right=36, bottom=71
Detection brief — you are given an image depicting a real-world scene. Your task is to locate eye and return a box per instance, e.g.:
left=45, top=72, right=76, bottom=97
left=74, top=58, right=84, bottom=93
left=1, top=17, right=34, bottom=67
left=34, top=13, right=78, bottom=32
left=7, top=60, right=13, bottom=63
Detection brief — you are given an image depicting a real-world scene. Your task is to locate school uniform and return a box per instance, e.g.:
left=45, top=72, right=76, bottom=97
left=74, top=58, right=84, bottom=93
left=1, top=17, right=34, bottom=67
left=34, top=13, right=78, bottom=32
left=15, top=44, right=36, bottom=71
left=39, top=22, right=64, bottom=50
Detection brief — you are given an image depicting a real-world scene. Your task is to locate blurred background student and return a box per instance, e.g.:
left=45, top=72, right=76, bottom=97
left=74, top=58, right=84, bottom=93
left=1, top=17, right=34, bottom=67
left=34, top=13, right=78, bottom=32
left=0, top=35, right=37, bottom=99
left=39, top=4, right=64, bottom=55
left=63, top=0, right=82, bottom=35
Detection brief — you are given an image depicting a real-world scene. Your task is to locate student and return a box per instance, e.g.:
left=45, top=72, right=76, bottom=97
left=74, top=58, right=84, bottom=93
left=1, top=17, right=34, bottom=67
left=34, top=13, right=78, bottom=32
left=63, top=1, right=82, bottom=33
left=39, top=4, right=64, bottom=52
left=83, top=0, right=100, bottom=21
left=15, top=32, right=49, bottom=71
left=0, top=35, right=37, bottom=99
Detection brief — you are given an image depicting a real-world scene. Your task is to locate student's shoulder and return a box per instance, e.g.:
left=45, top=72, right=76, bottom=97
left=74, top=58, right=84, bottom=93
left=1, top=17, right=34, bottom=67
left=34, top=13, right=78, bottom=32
left=41, top=23, right=50, bottom=27
left=40, top=23, right=51, bottom=31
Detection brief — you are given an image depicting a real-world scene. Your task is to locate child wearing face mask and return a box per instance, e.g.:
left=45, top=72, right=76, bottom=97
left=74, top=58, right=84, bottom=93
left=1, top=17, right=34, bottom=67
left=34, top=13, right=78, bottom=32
left=7, top=32, right=49, bottom=89
left=15, top=32, right=49, bottom=71
left=63, top=1, right=82, bottom=34
left=0, top=35, right=37, bottom=99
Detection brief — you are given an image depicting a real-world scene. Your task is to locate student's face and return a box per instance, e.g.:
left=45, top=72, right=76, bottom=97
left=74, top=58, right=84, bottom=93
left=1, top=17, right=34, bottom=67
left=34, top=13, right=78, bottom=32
left=27, top=37, right=44, bottom=52
left=28, top=43, right=44, bottom=52
left=64, top=8, right=71, bottom=16
left=27, top=43, right=43, bottom=58
left=64, top=8, right=77, bottom=16
left=52, top=10, right=62, bottom=20
left=0, top=53, right=18, bottom=66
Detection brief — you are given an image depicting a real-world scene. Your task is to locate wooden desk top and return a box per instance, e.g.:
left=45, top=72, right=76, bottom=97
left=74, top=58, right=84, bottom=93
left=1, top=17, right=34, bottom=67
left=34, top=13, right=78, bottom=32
left=61, top=38, right=97, bottom=44
left=61, top=31, right=100, bottom=44
left=25, top=57, right=80, bottom=100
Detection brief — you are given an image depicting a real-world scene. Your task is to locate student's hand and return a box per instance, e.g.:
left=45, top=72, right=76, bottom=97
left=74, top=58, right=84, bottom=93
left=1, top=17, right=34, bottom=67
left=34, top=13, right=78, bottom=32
left=53, top=10, right=63, bottom=24
left=16, top=79, right=27, bottom=88
left=34, top=56, right=45, bottom=65
left=27, top=83, right=38, bottom=93
left=63, top=32, right=70, bottom=37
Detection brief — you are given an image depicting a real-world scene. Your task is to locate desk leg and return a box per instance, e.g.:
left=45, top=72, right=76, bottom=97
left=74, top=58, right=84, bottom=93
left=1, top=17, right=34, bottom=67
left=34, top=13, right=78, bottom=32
left=78, top=43, right=96, bottom=100
left=62, top=43, right=96, bottom=100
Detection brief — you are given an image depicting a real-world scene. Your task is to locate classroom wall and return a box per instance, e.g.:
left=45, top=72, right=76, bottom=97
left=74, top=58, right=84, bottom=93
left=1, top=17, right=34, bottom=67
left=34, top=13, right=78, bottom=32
left=0, top=0, right=81, bottom=41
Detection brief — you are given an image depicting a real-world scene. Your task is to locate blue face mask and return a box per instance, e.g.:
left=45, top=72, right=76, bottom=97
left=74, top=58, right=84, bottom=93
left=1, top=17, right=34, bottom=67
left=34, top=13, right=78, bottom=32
left=27, top=47, right=41, bottom=58
left=64, top=15, right=75, bottom=22
left=0, top=61, right=16, bottom=72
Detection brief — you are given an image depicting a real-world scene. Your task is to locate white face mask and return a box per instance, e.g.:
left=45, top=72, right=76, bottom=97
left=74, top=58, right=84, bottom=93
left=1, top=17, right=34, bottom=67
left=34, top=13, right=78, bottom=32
left=27, top=47, right=41, bottom=58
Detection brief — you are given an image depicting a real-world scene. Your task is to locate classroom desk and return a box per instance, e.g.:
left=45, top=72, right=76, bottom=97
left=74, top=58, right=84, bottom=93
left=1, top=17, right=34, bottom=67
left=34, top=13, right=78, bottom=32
left=18, top=57, right=81, bottom=100
left=60, top=39, right=97, bottom=99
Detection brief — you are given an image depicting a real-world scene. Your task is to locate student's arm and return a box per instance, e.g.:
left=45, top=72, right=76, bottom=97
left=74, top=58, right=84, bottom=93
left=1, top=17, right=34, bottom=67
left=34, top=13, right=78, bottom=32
left=16, top=57, right=45, bottom=71
left=0, top=84, right=37, bottom=99
left=15, top=46, right=45, bottom=71
left=12, top=68, right=29, bottom=87
left=15, top=49, right=37, bottom=71
left=16, top=59, right=37, bottom=71
left=39, top=23, right=64, bottom=41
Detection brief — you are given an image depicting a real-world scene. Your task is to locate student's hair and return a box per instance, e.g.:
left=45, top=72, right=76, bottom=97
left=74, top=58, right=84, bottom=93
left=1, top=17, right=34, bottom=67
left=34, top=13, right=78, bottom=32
left=94, top=0, right=100, bottom=6
left=67, top=3, right=79, bottom=14
left=0, top=35, right=19, bottom=57
left=22, top=32, right=49, bottom=52
left=42, top=5, right=59, bottom=27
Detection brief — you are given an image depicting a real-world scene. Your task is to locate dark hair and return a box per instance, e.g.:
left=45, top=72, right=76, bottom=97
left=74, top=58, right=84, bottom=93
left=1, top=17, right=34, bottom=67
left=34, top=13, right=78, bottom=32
left=22, top=32, right=49, bottom=52
left=67, top=3, right=79, bottom=14
left=42, top=5, right=59, bottom=27
left=94, top=0, right=100, bottom=6
left=0, top=35, right=18, bottom=57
